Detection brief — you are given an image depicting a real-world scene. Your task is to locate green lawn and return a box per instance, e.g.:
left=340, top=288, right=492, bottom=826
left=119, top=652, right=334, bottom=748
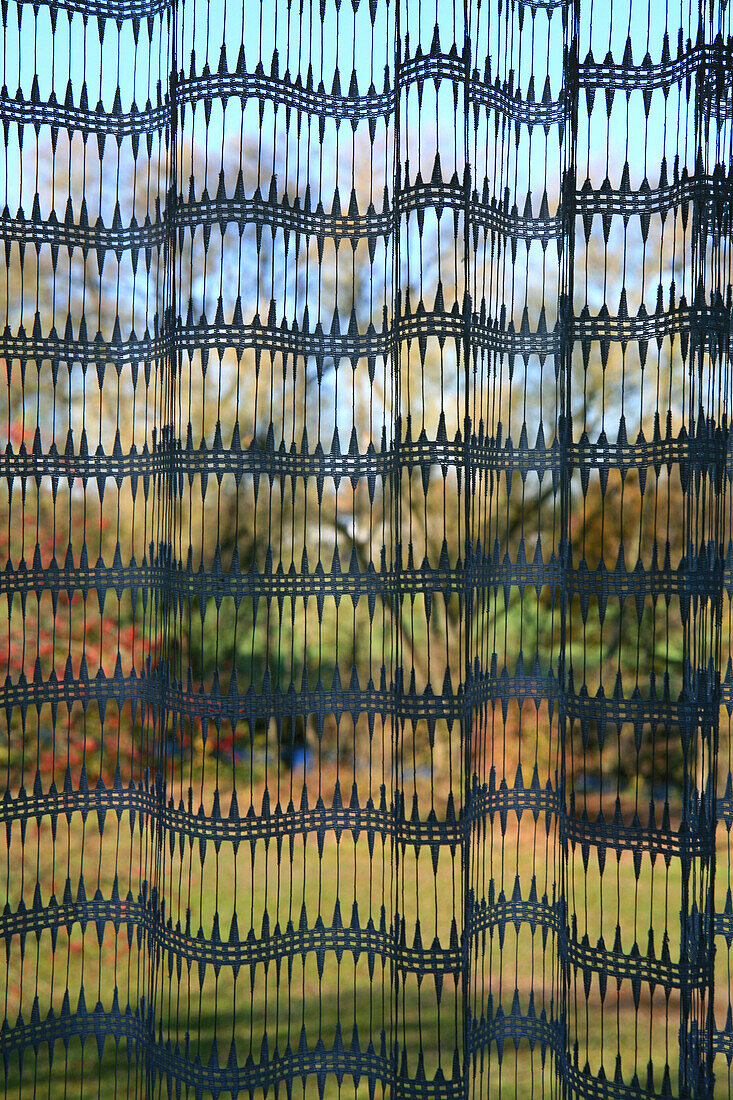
left=2, top=774, right=732, bottom=1099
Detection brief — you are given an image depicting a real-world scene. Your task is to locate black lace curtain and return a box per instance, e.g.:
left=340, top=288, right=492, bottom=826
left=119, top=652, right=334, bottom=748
left=2, top=0, right=733, bottom=1097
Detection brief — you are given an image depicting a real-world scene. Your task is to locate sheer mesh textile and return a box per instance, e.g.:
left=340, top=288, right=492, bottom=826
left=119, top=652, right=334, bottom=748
left=2, top=0, right=733, bottom=1097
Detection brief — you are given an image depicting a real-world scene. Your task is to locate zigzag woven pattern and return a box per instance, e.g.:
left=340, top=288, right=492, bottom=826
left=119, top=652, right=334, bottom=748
left=1, top=1, right=733, bottom=1097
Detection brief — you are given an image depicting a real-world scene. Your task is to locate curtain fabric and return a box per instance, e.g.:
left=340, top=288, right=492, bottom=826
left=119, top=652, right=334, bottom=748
left=2, top=0, right=733, bottom=1097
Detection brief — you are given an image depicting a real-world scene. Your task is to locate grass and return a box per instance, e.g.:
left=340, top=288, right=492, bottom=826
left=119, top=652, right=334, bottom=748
left=2, top=765, right=732, bottom=1099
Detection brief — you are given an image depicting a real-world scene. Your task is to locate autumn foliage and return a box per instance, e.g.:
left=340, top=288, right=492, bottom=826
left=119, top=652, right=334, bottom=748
left=1, top=419, right=161, bottom=788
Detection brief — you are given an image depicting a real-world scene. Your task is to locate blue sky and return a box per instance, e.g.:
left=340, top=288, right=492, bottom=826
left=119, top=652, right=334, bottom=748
left=0, top=0, right=704, bottom=222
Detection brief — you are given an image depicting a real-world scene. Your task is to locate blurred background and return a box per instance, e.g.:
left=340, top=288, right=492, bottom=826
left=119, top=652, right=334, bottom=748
left=1, top=0, right=732, bottom=1097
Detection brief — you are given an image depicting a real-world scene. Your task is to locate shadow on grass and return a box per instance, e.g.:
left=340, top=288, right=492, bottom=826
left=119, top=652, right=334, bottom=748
left=4, top=985, right=695, bottom=1100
